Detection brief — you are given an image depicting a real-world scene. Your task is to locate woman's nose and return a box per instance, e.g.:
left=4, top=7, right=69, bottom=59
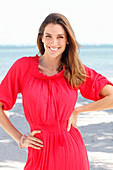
left=51, top=38, right=58, bottom=46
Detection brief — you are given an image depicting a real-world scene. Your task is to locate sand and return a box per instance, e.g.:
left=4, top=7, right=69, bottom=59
left=0, top=78, right=113, bottom=170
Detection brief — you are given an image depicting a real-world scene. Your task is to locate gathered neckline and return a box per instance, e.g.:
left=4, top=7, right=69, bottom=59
left=30, top=54, right=65, bottom=79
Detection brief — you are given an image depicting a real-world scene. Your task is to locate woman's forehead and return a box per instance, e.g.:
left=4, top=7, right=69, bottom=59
left=44, top=23, right=66, bottom=35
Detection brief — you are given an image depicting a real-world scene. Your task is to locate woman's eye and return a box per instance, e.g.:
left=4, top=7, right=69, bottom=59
left=46, top=35, right=51, bottom=38
left=58, top=36, right=64, bottom=39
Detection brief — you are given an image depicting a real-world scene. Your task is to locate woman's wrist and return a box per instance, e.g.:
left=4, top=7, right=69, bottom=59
left=73, top=107, right=81, bottom=115
left=18, top=134, right=26, bottom=149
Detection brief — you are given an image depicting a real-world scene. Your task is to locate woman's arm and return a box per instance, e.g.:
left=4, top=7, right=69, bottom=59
left=75, top=84, right=113, bottom=114
left=0, top=102, right=22, bottom=143
left=67, top=84, right=113, bottom=131
left=0, top=102, right=43, bottom=149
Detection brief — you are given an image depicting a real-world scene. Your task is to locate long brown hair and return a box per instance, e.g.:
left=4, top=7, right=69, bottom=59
left=37, top=13, right=86, bottom=88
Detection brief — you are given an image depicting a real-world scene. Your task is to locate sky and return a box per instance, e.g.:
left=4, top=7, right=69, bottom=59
left=0, top=0, right=113, bottom=45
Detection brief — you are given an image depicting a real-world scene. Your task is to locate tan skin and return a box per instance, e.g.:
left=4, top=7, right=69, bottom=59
left=0, top=23, right=113, bottom=149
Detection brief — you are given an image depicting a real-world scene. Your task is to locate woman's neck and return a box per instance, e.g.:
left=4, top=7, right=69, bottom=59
left=39, top=54, right=61, bottom=71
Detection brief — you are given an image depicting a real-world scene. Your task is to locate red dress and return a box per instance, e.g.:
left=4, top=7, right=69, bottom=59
left=0, top=55, right=112, bottom=170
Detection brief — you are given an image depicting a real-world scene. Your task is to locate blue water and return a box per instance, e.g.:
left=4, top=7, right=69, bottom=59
left=0, top=45, right=113, bottom=82
left=80, top=45, right=113, bottom=77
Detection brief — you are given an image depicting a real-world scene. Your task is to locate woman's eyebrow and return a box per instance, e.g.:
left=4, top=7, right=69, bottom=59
left=57, top=34, right=65, bottom=36
left=45, top=33, right=51, bottom=35
left=45, top=33, right=65, bottom=36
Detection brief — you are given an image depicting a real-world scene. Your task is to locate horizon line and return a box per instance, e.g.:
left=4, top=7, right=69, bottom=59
left=0, top=44, right=113, bottom=49
left=0, top=43, right=113, bottom=46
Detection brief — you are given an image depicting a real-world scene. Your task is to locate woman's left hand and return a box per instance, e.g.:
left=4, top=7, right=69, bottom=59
left=67, top=108, right=79, bottom=132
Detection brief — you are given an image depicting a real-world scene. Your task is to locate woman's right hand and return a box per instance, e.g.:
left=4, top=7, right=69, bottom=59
left=22, top=130, right=43, bottom=150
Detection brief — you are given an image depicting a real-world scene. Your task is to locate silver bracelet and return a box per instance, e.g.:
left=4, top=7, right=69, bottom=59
left=19, top=134, right=26, bottom=149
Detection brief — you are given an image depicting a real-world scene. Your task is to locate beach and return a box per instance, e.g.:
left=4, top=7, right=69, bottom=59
left=0, top=46, right=113, bottom=169
left=0, top=78, right=113, bottom=170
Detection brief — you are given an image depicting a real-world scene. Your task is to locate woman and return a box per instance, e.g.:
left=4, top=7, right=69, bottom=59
left=0, top=13, right=113, bottom=170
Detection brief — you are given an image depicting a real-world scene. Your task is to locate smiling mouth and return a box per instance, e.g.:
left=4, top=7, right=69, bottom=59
left=49, top=47, right=59, bottom=51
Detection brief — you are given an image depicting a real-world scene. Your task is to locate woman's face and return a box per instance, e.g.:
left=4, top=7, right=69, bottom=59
left=42, top=23, right=67, bottom=59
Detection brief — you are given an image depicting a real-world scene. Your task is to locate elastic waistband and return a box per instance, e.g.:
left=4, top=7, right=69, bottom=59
left=30, top=121, right=68, bottom=133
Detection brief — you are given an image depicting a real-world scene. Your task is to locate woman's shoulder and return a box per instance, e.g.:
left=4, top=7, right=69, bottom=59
left=13, top=55, right=37, bottom=69
left=83, top=64, right=98, bottom=77
left=7, top=56, right=38, bottom=78
left=14, top=56, right=31, bottom=66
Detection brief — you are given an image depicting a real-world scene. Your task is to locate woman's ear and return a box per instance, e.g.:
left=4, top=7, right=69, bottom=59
left=67, top=41, right=69, bottom=44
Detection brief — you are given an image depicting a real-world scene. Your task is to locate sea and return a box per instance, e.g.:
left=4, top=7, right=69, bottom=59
left=0, top=44, right=113, bottom=82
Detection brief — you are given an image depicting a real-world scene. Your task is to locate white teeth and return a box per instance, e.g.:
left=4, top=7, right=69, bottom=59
left=50, top=47, right=58, bottom=51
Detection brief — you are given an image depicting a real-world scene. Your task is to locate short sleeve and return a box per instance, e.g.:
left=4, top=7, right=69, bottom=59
left=79, top=65, right=113, bottom=101
left=0, top=57, right=30, bottom=110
